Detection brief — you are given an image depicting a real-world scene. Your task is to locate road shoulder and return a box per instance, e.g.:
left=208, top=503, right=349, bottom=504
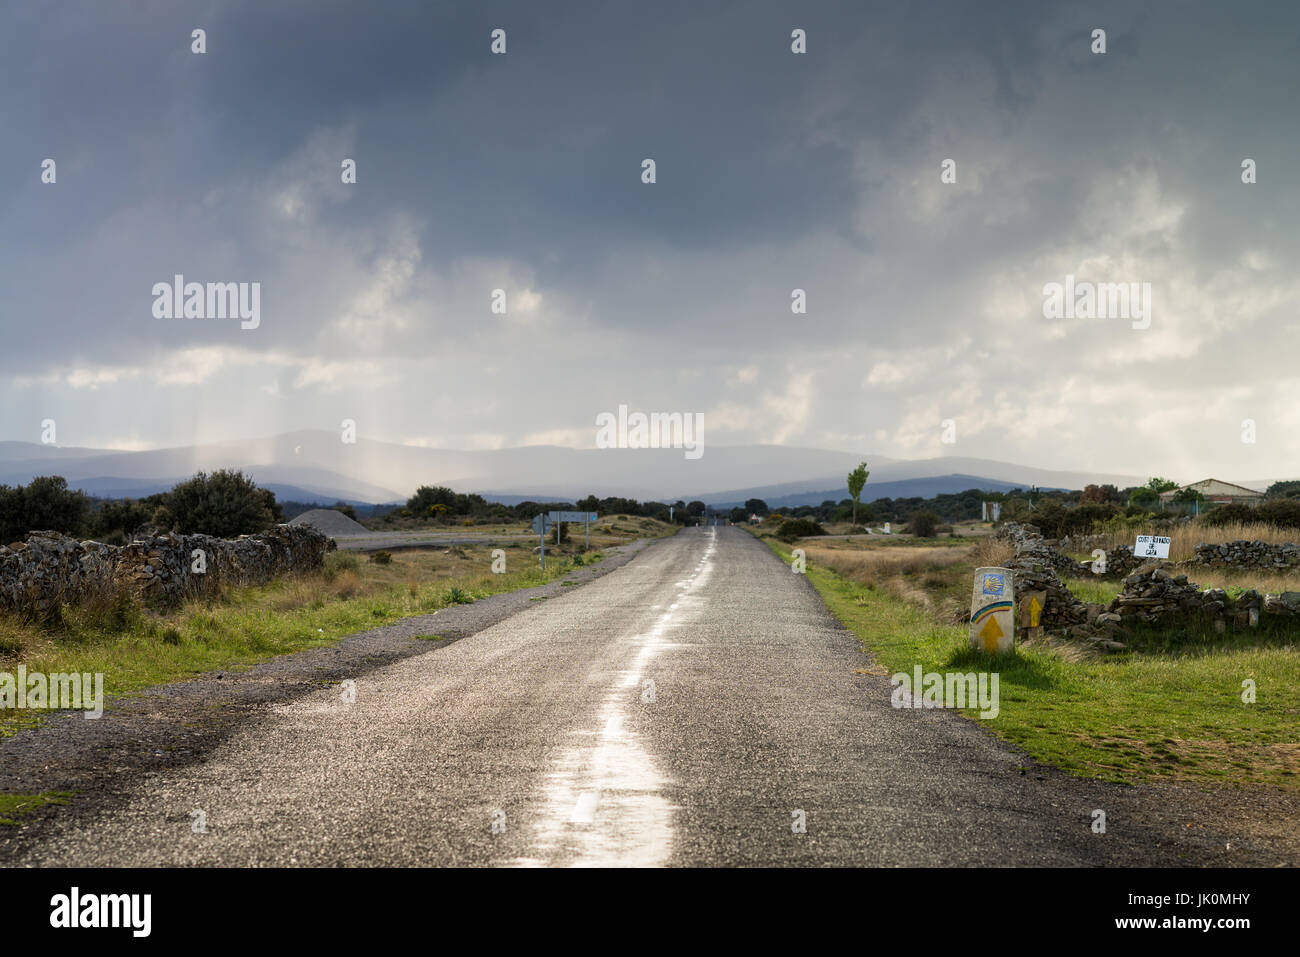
left=0, top=536, right=660, bottom=852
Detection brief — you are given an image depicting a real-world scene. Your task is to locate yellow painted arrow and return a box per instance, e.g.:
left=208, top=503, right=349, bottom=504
left=979, top=615, right=1003, bottom=654
left=1028, top=596, right=1042, bottom=628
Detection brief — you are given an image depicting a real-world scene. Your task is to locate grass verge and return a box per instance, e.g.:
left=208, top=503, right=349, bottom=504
left=0, top=543, right=610, bottom=736
left=761, top=534, right=1300, bottom=791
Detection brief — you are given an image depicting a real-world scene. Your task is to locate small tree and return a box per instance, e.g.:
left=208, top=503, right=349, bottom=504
left=1128, top=486, right=1159, bottom=509
left=161, top=470, right=279, bottom=537
left=1265, top=480, right=1300, bottom=500
left=407, top=485, right=455, bottom=516
left=0, top=476, right=90, bottom=541
left=846, top=461, right=869, bottom=527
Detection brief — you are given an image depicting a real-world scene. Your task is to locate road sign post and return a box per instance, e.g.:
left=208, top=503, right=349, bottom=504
left=533, top=512, right=596, bottom=567
left=531, top=513, right=551, bottom=570
left=969, top=567, right=1015, bottom=654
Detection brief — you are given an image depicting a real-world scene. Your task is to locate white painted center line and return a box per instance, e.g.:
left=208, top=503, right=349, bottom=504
left=569, top=790, right=599, bottom=824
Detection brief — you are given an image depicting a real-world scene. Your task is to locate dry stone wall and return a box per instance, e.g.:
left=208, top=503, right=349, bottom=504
left=994, top=523, right=1082, bottom=577
left=1107, top=564, right=1300, bottom=628
left=995, top=523, right=1092, bottom=628
left=1192, top=540, right=1300, bottom=571
left=992, top=521, right=1300, bottom=646
left=0, top=524, right=333, bottom=616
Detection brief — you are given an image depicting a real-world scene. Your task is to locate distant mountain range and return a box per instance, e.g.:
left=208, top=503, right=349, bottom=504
left=0, top=431, right=1279, bottom=507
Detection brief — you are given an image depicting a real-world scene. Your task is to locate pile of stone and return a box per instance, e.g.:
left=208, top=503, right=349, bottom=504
left=995, top=522, right=1082, bottom=578
left=289, top=508, right=370, bottom=537
left=1192, top=540, right=1300, bottom=571
left=0, top=524, right=333, bottom=616
left=1105, top=562, right=1294, bottom=630
left=0, top=534, right=117, bottom=616
left=1093, top=543, right=1145, bottom=579
left=1109, top=564, right=1215, bottom=626
left=990, top=522, right=1300, bottom=644
left=995, top=523, right=1093, bottom=629
left=1263, top=592, right=1300, bottom=618
left=1004, top=557, right=1091, bottom=628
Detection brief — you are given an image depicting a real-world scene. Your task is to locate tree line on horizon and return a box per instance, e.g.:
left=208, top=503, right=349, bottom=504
left=0, top=471, right=282, bottom=545
left=3, top=472, right=1299, bottom=547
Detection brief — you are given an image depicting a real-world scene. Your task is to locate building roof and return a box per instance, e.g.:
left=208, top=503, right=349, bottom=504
left=1159, top=478, right=1265, bottom=500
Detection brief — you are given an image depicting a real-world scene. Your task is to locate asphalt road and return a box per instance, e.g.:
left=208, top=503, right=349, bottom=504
left=5, top=527, right=1274, bottom=866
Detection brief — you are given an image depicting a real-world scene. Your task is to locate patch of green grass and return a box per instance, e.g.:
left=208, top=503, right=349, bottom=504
left=444, top=586, right=473, bottom=605
left=0, top=791, right=72, bottom=825
left=1066, top=576, right=1123, bottom=605
left=762, top=537, right=1300, bottom=790
left=413, top=634, right=444, bottom=641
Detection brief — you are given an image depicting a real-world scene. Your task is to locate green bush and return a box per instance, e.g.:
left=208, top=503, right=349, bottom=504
left=776, top=518, right=826, bottom=542
left=1202, top=500, right=1300, bottom=530
left=89, top=497, right=154, bottom=542
left=370, top=551, right=393, bottom=565
left=322, top=552, right=361, bottom=581
left=0, top=476, right=90, bottom=543
left=908, top=511, right=940, bottom=538
left=158, top=470, right=281, bottom=537
left=444, top=586, right=473, bottom=605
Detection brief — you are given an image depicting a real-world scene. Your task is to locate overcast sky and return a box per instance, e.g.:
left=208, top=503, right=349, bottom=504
left=2, top=0, right=1298, bottom=481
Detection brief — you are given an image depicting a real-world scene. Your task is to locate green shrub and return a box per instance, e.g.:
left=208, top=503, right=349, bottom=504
left=370, top=551, right=393, bottom=565
left=322, top=552, right=362, bottom=581
left=0, top=476, right=91, bottom=543
left=1202, top=499, right=1300, bottom=530
left=1257, top=500, right=1300, bottom=529
left=776, top=518, right=826, bottom=542
left=158, top=470, right=280, bottom=537
left=908, top=511, right=940, bottom=538
left=445, top=586, right=473, bottom=605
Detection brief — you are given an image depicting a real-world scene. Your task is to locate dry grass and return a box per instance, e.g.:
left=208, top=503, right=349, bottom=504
left=1183, top=567, right=1300, bottom=595
left=804, top=544, right=970, bottom=581
left=804, top=543, right=975, bottom=619
left=1092, top=522, right=1299, bottom=563
left=969, top=536, right=1016, bottom=568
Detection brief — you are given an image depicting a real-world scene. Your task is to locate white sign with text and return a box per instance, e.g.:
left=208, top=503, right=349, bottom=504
left=1135, top=535, right=1171, bottom=559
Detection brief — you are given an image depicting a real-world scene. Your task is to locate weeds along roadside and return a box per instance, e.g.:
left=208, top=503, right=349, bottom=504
left=749, top=527, right=1300, bottom=790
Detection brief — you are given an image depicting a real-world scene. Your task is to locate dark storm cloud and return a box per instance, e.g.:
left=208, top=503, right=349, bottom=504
left=1, top=0, right=1298, bottom=478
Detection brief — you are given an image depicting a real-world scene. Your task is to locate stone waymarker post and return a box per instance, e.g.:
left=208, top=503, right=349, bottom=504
left=1019, top=589, right=1046, bottom=642
left=970, top=567, right=1015, bottom=654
